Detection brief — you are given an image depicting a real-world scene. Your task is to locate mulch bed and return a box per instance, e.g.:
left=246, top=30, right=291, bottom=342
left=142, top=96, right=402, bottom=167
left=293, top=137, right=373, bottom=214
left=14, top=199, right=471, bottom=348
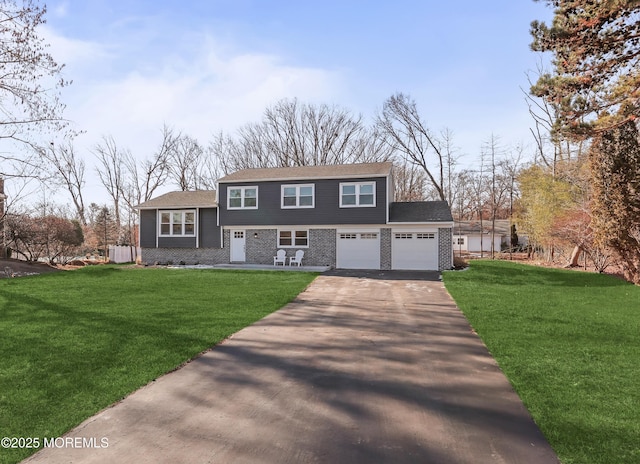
left=0, top=258, right=63, bottom=278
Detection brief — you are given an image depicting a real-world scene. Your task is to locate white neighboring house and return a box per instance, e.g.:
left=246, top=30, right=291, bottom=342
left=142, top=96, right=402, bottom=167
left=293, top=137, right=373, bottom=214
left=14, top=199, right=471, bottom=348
left=453, top=219, right=512, bottom=254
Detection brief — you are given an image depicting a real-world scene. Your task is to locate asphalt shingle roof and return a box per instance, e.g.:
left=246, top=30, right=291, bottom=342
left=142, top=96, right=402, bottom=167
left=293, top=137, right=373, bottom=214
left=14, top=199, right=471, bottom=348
left=453, top=219, right=511, bottom=235
left=217, top=162, right=393, bottom=183
left=389, top=201, right=453, bottom=223
left=135, top=190, right=217, bottom=209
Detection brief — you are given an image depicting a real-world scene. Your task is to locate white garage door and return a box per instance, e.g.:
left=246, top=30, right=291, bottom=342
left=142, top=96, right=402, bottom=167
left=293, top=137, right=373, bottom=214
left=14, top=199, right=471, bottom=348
left=392, top=232, right=438, bottom=270
left=336, top=232, right=380, bottom=269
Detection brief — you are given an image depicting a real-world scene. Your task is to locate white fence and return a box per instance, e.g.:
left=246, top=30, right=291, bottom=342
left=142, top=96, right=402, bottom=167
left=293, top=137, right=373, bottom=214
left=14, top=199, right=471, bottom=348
left=108, top=245, right=141, bottom=263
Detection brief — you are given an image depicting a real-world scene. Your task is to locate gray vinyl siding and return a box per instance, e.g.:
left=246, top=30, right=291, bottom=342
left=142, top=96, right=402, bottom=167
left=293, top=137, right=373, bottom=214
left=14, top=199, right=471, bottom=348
left=140, top=208, right=219, bottom=249
left=219, top=177, right=387, bottom=226
left=140, top=210, right=157, bottom=248
left=200, top=208, right=221, bottom=248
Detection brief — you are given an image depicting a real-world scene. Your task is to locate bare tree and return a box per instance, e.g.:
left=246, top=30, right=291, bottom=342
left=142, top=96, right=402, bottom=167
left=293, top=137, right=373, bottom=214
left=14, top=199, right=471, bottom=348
left=471, top=154, right=487, bottom=258
left=498, top=145, right=525, bottom=259
left=199, top=141, right=222, bottom=190
left=450, top=170, right=477, bottom=220
left=376, top=93, right=447, bottom=201
left=94, top=136, right=126, bottom=239
left=0, top=0, right=70, bottom=155
left=523, top=70, right=587, bottom=177
left=5, top=201, right=82, bottom=263
left=40, top=140, right=87, bottom=225
left=441, top=128, right=460, bottom=206
left=168, top=134, right=206, bottom=191
left=393, top=160, right=427, bottom=201
left=482, top=134, right=509, bottom=258
left=121, top=124, right=175, bottom=212
left=214, top=99, right=392, bottom=173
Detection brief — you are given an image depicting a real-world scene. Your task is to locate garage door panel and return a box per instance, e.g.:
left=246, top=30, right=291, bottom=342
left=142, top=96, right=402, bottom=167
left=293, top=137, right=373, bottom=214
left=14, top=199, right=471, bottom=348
left=337, top=232, right=380, bottom=269
left=392, top=231, right=438, bottom=270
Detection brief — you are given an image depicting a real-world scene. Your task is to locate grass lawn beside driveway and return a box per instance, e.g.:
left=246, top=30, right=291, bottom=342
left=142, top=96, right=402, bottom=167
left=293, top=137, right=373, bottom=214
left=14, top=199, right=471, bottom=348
left=443, top=260, right=640, bottom=464
left=0, top=266, right=317, bottom=464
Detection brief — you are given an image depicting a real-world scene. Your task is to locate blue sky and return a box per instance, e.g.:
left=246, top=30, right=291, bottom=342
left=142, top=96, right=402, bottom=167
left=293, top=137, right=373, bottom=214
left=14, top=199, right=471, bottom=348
left=41, top=0, right=553, bottom=200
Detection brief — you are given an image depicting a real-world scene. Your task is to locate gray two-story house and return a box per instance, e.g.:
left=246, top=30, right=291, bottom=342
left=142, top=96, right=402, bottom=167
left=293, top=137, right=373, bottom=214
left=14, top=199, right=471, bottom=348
left=136, top=162, right=454, bottom=271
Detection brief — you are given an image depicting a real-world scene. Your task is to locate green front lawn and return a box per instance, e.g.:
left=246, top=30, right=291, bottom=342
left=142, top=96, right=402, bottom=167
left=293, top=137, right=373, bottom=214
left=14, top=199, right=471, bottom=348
left=0, top=266, right=317, bottom=464
left=443, top=260, right=640, bottom=464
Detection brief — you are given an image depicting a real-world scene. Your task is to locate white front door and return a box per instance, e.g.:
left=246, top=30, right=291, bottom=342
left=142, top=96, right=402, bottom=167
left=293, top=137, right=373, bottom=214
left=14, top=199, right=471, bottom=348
left=230, top=230, right=246, bottom=262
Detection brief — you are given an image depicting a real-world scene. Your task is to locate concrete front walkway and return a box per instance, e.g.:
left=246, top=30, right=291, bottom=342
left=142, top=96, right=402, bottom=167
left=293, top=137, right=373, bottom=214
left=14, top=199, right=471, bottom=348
left=25, top=272, right=559, bottom=464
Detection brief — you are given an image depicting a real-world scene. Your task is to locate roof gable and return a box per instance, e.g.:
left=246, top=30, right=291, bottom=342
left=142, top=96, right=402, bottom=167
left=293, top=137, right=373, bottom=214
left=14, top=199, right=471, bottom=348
left=453, top=219, right=511, bottom=235
left=217, top=162, right=393, bottom=183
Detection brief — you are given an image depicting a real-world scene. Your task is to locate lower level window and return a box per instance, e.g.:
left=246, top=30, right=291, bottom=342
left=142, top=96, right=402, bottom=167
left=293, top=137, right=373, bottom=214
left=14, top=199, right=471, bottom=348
left=160, top=210, right=195, bottom=236
left=279, top=230, right=308, bottom=247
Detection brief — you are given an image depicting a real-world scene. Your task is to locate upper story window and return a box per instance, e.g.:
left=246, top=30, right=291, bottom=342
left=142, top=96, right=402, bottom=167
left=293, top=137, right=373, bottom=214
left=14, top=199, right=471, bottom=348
left=228, top=186, right=258, bottom=209
left=160, top=210, right=195, bottom=236
left=282, top=184, right=314, bottom=208
left=340, top=182, right=376, bottom=207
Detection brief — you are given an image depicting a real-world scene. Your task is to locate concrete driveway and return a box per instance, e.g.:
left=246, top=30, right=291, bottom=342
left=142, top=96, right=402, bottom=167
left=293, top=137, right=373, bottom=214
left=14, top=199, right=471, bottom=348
left=25, top=271, right=559, bottom=464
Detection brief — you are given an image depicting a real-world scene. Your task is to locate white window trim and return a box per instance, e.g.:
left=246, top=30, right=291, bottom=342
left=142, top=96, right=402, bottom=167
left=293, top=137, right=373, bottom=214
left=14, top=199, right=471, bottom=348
left=227, top=186, right=258, bottom=210
left=339, top=181, right=376, bottom=208
left=281, top=184, right=315, bottom=209
left=277, top=229, right=309, bottom=248
left=158, top=210, right=196, bottom=237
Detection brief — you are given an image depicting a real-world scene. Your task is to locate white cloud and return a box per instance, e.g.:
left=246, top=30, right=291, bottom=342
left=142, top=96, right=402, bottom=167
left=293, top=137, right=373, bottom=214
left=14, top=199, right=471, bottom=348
left=40, top=27, right=344, bottom=202
left=41, top=25, right=113, bottom=70
left=65, top=37, right=344, bottom=156
left=51, top=1, right=70, bottom=18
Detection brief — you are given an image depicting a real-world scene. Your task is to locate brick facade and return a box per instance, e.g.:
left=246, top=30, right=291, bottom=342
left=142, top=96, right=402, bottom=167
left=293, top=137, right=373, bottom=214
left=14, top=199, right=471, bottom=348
left=143, top=229, right=338, bottom=268
left=141, top=226, right=453, bottom=271
left=245, top=229, right=278, bottom=264
left=245, top=228, right=336, bottom=267
left=380, top=228, right=392, bottom=270
left=438, top=227, right=453, bottom=271
left=306, top=229, right=336, bottom=267
left=141, top=247, right=229, bottom=265
left=141, top=230, right=230, bottom=265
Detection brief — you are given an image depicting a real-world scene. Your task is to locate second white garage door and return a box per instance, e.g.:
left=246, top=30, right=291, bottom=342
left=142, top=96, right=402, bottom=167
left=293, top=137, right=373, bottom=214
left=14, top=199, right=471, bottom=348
left=336, top=232, right=380, bottom=269
left=392, top=231, right=438, bottom=270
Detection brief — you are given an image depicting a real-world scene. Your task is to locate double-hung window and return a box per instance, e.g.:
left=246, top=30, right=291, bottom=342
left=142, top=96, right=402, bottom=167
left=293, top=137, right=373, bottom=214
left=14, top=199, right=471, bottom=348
left=281, top=184, right=314, bottom=208
left=278, top=230, right=309, bottom=248
left=340, top=182, right=376, bottom=207
left=159, top=210, right=195, bottom=236
left=227, top=186, right=258, bottom=209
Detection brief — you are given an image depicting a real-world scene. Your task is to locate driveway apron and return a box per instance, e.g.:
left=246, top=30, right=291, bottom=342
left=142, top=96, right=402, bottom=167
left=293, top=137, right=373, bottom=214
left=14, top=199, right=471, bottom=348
left=24, top=272, right=559, bottom=464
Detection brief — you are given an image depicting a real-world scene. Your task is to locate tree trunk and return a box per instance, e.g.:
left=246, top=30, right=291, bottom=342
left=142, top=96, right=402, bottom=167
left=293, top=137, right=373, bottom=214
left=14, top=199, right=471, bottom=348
left=568, top=245, right=582, bottom=267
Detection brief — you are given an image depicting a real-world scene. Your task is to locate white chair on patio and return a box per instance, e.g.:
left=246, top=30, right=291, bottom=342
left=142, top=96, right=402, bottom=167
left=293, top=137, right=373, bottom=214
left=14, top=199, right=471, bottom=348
left=273, top=249, right=286, bottom=266
left=289, top=250, right=304, bottom=267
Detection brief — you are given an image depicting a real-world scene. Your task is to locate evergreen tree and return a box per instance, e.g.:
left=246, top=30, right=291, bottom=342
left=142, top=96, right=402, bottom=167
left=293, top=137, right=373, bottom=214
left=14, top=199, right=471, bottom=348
left=531, top=0, right=640, bottom=136
left=510, top=223, right=519, bottom=250
left=589, top=121, right=640, bottom=283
